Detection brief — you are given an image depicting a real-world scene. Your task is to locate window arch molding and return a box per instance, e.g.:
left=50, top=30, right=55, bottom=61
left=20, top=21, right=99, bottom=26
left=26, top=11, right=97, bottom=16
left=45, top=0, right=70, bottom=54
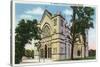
left=42, top=23, right=51, bottom=37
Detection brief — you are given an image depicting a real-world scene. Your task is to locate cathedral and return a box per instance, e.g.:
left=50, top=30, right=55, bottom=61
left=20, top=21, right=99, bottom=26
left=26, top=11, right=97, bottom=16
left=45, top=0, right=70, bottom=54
left=27, top=9, right=89, bottom=61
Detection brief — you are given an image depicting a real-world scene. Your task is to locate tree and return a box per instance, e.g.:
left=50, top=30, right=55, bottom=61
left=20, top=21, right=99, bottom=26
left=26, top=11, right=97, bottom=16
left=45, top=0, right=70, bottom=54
left=70, top=6, right=94, bottom=59
left=69, top=6, right=79, bottom=60
left=75, top=7, right=94, bottom=58
left=15, top=19, right=41, bottom=64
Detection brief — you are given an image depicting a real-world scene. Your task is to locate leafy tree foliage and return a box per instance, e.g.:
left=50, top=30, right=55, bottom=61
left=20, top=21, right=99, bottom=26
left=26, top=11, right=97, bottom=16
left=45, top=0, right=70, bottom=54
left=70, top=6, right=94, bottom=59
left=15, top=19, right=41, bottom=64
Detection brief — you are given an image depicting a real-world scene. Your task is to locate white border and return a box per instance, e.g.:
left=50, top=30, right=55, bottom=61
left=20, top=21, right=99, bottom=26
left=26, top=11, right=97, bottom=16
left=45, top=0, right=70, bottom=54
left=11, top=0, right=97, bottom=66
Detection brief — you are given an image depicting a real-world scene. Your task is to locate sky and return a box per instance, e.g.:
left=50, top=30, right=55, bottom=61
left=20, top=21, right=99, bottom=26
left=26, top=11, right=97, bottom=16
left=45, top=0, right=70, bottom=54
left=15, top=3, right=96, bottom=50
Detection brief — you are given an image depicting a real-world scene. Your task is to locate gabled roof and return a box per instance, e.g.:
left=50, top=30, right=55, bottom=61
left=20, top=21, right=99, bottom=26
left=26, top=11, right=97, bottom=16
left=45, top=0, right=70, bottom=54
left=45, top=9, right=52, bottom=16
left=40, top=9, right=52, bottom=23
left=40, top=9, right=65, bottom=23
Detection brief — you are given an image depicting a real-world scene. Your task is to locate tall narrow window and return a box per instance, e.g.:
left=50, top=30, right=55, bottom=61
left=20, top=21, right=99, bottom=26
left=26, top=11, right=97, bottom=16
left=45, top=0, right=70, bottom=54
left=61, top=19, right=63, bottom=26
left=54, top=29, right=56, bottom=33
left=54, top=18, right=57, bottom=26
left=61, top=30, right=63, bottom=34
left=77, top=50, right=81, bottom=56
left=48, top=48, right=52, bottom=58
left=45, top=45, right=47, bottom=58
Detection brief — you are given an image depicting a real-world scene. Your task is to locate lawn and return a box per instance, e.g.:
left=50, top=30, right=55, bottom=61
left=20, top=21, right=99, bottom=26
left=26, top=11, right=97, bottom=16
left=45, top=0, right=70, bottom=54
left=54, top=56, right=96, bottom=61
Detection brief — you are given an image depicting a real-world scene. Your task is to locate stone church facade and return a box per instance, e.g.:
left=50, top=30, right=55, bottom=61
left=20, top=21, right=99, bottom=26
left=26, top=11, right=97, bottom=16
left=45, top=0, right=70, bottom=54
left=34, top=9, right=88, bottom=60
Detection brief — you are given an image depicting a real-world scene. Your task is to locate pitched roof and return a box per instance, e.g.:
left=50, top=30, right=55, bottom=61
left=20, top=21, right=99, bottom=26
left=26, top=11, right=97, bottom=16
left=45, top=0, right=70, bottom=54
left=40, top=9, right=65, bottom=23
left=45, top=9, right=52, bottom=16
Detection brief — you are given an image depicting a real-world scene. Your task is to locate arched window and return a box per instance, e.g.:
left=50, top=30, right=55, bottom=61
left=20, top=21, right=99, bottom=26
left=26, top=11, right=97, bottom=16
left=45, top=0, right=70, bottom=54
left=42, top=24, right=51, bottom=37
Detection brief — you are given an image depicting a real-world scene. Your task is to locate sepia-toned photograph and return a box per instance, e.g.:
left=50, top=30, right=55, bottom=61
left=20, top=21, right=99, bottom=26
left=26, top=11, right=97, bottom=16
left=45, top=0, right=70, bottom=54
left=11, top=0, right=96, bottom=66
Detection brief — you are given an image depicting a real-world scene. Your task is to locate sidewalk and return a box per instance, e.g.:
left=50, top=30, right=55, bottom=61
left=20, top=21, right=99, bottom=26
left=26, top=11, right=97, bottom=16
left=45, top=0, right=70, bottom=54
left=21, top=56, right=53, bottom=63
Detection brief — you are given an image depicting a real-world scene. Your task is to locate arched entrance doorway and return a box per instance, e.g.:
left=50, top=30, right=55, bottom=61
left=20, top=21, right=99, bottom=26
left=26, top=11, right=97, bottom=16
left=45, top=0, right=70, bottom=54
left=45, top=45, right=47, bottom=58
left=41, top=23, right=52, bottom=59
left=44, top=45, right=52, bottom=58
